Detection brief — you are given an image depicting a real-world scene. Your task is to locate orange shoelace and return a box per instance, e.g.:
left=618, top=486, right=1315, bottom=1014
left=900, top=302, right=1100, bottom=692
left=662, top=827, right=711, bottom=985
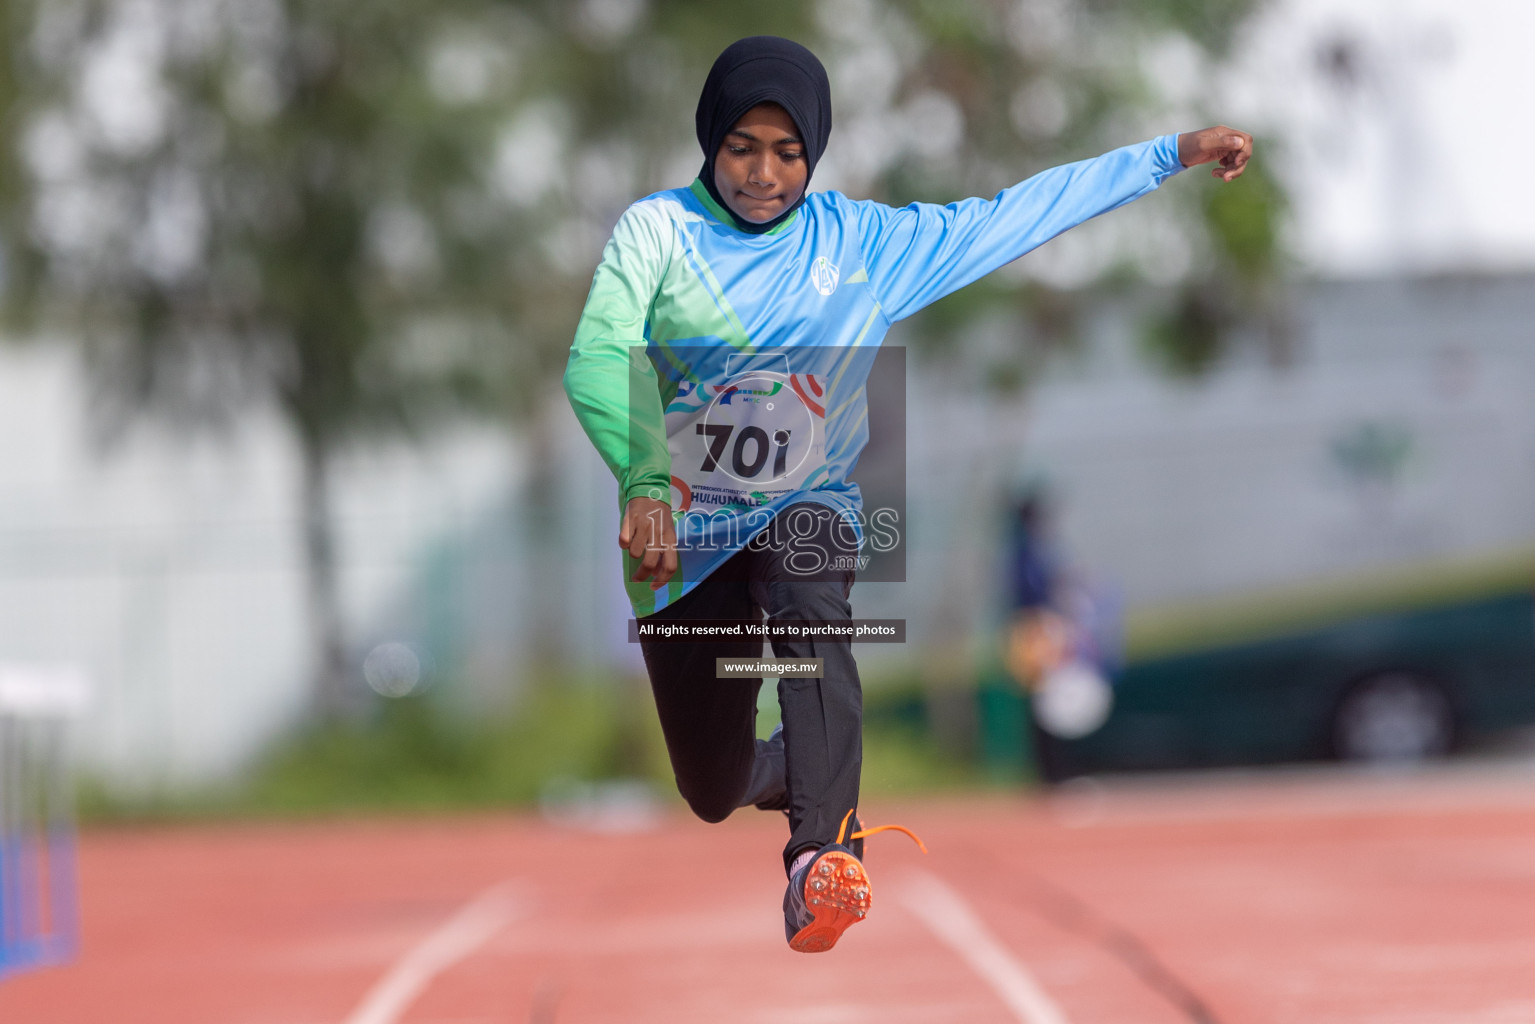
left=836, top=808, right=928, bottom=854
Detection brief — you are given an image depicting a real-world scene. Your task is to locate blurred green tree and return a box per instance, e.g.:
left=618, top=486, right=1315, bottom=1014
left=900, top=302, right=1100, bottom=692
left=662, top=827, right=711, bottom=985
left=0, top=0, right=549, bottom=717
left=0, top=0, right=1283, bottom=716
left=0, top=0, right=832, bottom=715
left=823, top=0, right=1287, bottom=375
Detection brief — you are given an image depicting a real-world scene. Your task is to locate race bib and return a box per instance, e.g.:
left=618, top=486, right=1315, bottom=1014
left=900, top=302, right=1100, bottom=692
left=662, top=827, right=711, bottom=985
left=666, top=360, right=828, bottom=512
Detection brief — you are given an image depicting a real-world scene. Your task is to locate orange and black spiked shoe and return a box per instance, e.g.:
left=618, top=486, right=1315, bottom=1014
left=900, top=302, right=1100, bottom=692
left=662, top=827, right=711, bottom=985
left=782, top=810, right=925, bottom=953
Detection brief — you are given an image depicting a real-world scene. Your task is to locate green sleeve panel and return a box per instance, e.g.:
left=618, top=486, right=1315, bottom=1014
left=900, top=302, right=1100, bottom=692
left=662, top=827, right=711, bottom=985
left=562, top=202, right=674, bottom=508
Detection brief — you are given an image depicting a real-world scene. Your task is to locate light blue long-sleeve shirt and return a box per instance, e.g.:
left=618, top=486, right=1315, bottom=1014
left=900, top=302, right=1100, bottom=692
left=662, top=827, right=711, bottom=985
left=564, top=134, right=1185, bottom=614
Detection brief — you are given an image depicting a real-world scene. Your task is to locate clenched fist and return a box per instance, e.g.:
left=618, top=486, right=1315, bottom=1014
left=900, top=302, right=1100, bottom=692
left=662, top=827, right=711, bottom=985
left=1177, top=126, right=1254, bottom=182
left=619, top=495, right=678, bottom=590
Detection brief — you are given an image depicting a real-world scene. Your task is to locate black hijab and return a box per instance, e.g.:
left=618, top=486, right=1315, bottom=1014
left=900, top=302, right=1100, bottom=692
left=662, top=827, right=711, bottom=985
left=695, top=36, right=832, bottom=234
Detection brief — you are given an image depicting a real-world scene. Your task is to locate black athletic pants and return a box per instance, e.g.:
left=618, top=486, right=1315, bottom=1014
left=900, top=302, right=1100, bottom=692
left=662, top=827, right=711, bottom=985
left=638, top=503, right=862, bottom=876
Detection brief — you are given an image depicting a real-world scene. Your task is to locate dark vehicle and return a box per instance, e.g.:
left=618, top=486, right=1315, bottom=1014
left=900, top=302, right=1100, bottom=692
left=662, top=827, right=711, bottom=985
left=1036, top=562, right=1535, bottom=777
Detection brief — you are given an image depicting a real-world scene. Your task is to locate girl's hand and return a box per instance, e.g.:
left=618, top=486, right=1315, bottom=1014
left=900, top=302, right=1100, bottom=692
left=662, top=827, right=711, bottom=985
left=1177, top=126, right=1253, bottom=182
left=619, top=496, right=678, bottom=590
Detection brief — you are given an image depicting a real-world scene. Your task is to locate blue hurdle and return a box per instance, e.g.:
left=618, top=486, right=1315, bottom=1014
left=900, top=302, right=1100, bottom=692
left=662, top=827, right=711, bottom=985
left=0, top=669, right=86, bottom=982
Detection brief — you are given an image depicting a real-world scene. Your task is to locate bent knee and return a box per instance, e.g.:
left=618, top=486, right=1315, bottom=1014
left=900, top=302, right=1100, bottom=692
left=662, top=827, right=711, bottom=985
left=678, top=786, right=737, bottom=824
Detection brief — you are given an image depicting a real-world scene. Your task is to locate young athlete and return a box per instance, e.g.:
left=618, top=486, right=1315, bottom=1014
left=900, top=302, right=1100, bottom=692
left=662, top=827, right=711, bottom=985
left=563, top=35, right=1252, bottom=953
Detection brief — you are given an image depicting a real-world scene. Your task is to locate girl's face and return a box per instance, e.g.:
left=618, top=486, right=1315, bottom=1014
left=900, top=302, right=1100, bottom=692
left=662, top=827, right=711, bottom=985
left=713, top=103, right=807, bottom=225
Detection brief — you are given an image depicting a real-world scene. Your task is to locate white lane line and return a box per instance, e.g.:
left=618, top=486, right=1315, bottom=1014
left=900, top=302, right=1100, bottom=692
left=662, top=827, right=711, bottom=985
left=342, top=881, right=522, bottom=1024
left=897, top=870, right=1071, bottom=1024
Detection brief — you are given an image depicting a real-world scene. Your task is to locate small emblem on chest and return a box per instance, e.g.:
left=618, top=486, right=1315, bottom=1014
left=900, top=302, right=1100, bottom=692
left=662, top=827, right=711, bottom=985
left=809, top=256, right=840, bottom=296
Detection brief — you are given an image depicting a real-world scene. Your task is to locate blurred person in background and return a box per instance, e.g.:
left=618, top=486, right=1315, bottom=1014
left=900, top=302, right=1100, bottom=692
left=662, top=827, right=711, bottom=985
left=564, top=34, right=1252, bottom=953
left=1003, top=488, right=1123, bottom=782
left=1004, top=488, right=1071, bottom=781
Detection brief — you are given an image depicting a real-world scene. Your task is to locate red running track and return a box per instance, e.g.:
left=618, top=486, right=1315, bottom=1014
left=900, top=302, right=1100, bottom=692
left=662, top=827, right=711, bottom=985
left=4, top=765, right=1535, bottom=1024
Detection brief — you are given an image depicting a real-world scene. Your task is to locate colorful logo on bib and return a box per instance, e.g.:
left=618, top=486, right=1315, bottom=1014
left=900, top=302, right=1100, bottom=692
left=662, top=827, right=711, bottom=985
left=809, top=256, right=839, bottom=296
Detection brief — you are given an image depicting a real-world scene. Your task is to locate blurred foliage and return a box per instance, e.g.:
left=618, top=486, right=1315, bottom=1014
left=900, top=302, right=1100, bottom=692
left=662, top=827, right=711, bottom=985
left=1140, top=281, right=1230, bottom=376
left=77, top=678, right=671, bottom=820
left=1142, top=148, right=1290, bottom=374
left=822, top=0, right=1289, bottom=373
left=1204, top=147, right=1287, bottom=285
left=0, top=0, right=1290, bottom=424
left=238, top=680, right=671, bottom=815
left=0, top=0, right=564, bottom=715
left=79, top=674, right=995, bottom=821
left=0, top=0, right=1288, bottom=714
left=0, top=0, right=830, bottom=714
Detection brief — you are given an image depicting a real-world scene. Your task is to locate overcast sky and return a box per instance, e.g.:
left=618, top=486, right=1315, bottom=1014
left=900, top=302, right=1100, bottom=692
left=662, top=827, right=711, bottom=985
left=1237, top=0, right=1535, bottom=276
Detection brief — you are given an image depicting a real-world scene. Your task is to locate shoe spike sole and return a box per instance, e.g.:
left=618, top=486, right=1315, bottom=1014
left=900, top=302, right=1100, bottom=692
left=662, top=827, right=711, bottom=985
left=789, top=850, right=872, bottom=953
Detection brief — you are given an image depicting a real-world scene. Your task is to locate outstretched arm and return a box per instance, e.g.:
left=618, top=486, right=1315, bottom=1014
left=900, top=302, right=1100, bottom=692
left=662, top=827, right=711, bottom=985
left=856, top=128, right=1255, bottom=322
